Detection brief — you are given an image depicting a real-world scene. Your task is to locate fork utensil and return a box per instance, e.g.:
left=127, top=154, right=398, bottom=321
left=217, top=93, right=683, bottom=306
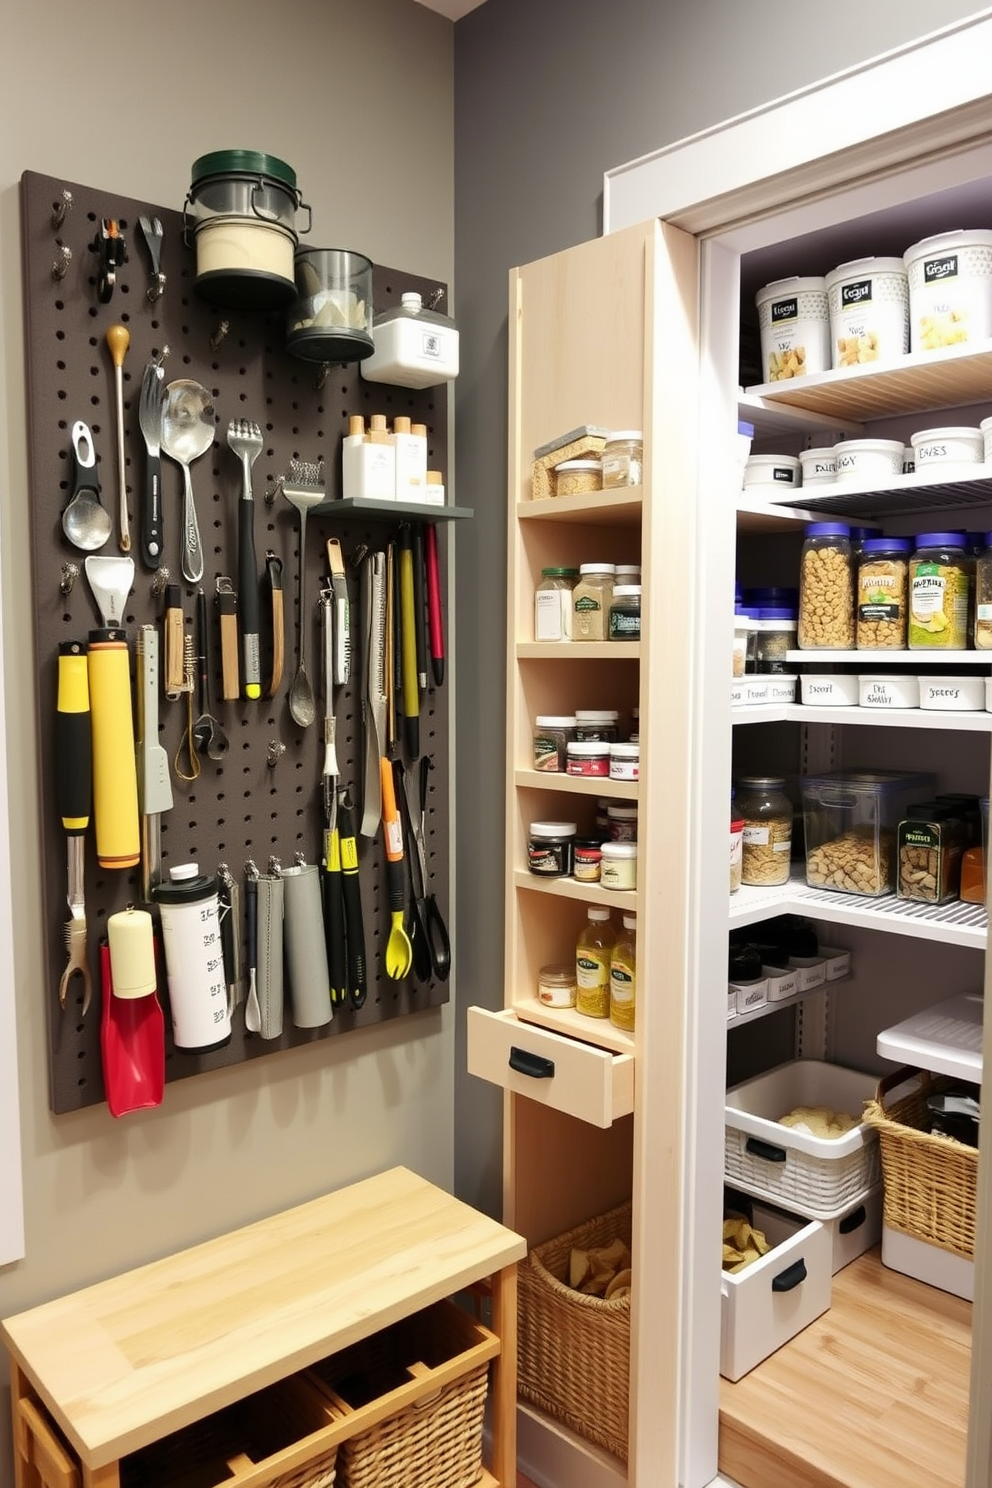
left=226, top=419, right=264, bottom=699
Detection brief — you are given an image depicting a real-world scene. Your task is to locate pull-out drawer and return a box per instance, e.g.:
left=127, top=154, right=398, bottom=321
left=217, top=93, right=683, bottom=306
left=467, top=1007, right=634, bottom=1128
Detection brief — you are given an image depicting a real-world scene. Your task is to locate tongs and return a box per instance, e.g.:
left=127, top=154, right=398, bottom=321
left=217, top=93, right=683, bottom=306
left=395, top=756, right=451, bottom=982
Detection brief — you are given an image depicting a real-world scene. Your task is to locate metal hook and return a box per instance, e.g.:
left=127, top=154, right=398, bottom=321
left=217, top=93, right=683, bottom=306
left=314, top=362, right=331, bottom=392
left=209, top=319, right=231, bottom=351
left=51, top=189, right=73, bottom=231
left=153, top=344, right=171, bottom=368
left=426, top=286, right=446, bottom=311
left=264, top=475, right=284, bottom=510
left=266, top=740, right=286, bottom=768
left=59, top=561, right=78, bottom=597
left=150, top=566, right=170, bottom=599
left=51, top=244, right=72, bottom=282
left=92, top=218, right=127, bottom=304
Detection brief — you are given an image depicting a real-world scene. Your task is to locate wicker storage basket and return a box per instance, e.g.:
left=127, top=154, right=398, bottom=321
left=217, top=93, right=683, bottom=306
left=863, top=1066, right=979, bottom=1259
left=306, top=1300, right=496, bottom=1488
left=518, top=1202, right=631, bottom=1462
left=121, top=1373, right=340, bottom=1488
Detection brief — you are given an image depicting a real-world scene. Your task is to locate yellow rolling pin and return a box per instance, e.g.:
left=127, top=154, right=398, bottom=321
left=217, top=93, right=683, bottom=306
left=85, top=555, right=139, bottom=869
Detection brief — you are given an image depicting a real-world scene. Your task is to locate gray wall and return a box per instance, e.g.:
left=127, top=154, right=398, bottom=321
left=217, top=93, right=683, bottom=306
left=451, top=0, right=987, bottom=1218
left=0, top=4, right=453, bottom=1482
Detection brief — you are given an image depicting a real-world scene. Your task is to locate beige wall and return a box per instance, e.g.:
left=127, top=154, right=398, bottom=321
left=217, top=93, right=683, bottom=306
left=0, top=2, right=454, bottom=1479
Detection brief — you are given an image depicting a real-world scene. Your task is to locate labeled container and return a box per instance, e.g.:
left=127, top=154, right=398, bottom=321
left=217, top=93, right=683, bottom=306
left=981, top=416, right=992, bottom=463
left=754, top=606, right=798, bottom=673
left=733, top=608, right=753, bottom=677
left=574, top=709, right=620, bottom=742
left=573, top=839, right=602, bottom=883
left=527, top=821, right=577, bottom=877
left=919, top=675, right=985, bottom=711
left=908, top=532, right=970, bottom=650
left=576, top=907, right=615, bottom=1018
left=537, top=963, right=578, bottom=1009
left=554, top=459, right=602, bottom=497
left=800, top=673, right=859, bottom=707
left=897, top=803, right=966, bottom=904
left=832, top=438, right=904, bottom=484
left=742, top=454, right=801, bottom=491
left=737, top=776, right=793, bottom=887
left=911, top=425, right=984, bottom=472
left=572, top=564, right=616, bottom=641
left=184, top=150, right=311, bottom=310
left=975, top=534, right=992, bottom=648
left=859, top=674, right=920, bottom=709
left=766, top=674, right=798, bottom=704
left=798, top=523, right=854, bottom=649
left=799, top=447, right=837, bottom=486
left=755, top=276, right=830, bottom=383
left=534, top=567, right=579, bottom=642
left=856, top=536, right=912, bottom=649
left=608, top=585, right=641, bottom=641
left=610, top=913, right=637, bottom=1031
left=152, top=863, right=230, bottom=1050
left=825, top=256, right=909, bottom=368
left=532, top=714, right=577, bottom=772
left=285, top=249, right=373, bottom=364
left=903, top=229, right=992, bottom=352
left=566, top=741, right=610, bottom=777
left=606, top=803, right=638, bottom=842
left=360, top=291, right=459, bottom=388
left=801, top=769, right=935, bottom=896
left=730, top=792, right=744, bottom=894
left=601, top=431, right=643, bottom=489
left=609, top=742, right=639, bottom=781
left=600, top=841, right=637, bottom=891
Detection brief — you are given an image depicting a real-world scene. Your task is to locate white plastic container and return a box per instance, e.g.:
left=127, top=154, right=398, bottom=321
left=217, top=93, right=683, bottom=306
left=765, top=674, right=797, bottom=704
left=720, top=1200, right=831, bottom=1381
left=361, top=291, right=459, bottom=388
left=859, top=674, right=920, bottom=709
left=910, top=425, right=984, bottom=472
left=904, top=229, right=992, bottom=352
left=742, top=676, right=769, bottom=704
left=987, top=676, right=992, bottom=712
left=742, top=453, right=801, bottom=491
left=828, top=1188, right=883, bottom=1275
left=833, top=438, right=904, bottom=484
left=825, top=256, right=909, bottom=368
left=798, top=447, right=837, bottom=486
left=732, top=977, right=769, bottom=1015
left=756, top=277, right=830, bottom=383
left=763, top=963, right=799, bottom=1002
left=800, top=673, right=859, bottom=707
left=919, top=674, right=985, bottom=711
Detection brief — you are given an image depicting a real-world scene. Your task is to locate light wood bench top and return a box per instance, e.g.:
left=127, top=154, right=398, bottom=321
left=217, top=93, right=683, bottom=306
left=2, top=1166, right=526, bottom=1469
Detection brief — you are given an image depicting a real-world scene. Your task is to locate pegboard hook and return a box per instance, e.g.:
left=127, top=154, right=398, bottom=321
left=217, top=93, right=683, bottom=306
left=59, top=561, right=78, bottom=597
left=51, top=244, right=72, bottom=283
left=266, top=740, right=286, bottom=768
left=210, top=319, right=231, bottom=351
left=51, top=189, right=73, bottom=231
left=92, top=218, right=127, bottom=304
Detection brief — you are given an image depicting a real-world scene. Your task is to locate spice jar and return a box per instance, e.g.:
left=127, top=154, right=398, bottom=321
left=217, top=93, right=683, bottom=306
left=607, top=803, right=638, bottom=842
left=601, top=841, right=638, bottom=890
left=537, top=963, right=578, bottom=1008
left=754, top=606, right=798, bottom=673
left=609, top=742, right=639, bottom=781
left=527, top=822, right=577, bottom=877
left=574, top=709, right=620, bottom=742
left=798, top=522, right=854, bottom=649
left=573, top=839, right=603, bottom=883
left=609, top=585, right=641, bottom=641
left=856, top=537, right=912, bottom=649
left=554, top=460, right=601, bottom=498
left=601, top=430, right=643, bottom=489
left=534, top=567, right=579, bottom=641
left=974, top=532, right=992, bottom=649
left=532, top=714, right=577, bottom=772
left=908, top=532, right=970, bottom=650
left=566, top=741, right=610, bottom=777
left=736, top=776, right=793, bottom=887
left=572, top=563, right=616, bottom=640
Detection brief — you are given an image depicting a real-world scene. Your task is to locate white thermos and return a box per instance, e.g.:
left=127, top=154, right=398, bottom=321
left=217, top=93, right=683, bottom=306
left=153, top=863, right=231, bottom=1049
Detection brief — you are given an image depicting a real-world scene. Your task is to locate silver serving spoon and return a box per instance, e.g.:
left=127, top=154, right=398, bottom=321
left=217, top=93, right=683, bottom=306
left=62, top=421, right=113, bottom=551
left=161, top=380, right=215, bottom=584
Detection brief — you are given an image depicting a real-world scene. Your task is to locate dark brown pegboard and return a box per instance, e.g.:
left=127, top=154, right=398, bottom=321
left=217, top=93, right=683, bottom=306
left=22, top=169, right=457, bottom=1115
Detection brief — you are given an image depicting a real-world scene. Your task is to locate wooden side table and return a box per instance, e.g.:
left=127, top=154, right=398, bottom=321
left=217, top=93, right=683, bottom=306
left=3, top=1167, right=526, bottom=1488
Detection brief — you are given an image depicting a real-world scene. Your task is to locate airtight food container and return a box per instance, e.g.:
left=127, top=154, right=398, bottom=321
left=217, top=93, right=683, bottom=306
left=859, top=675, right=920, bottom=710
left=910, top=426, right=984, bottom=472
left=801, top=769, right=935, bottom=896
left=800, top=674, right=859, bottom=707
left=756, top=277, right=830, bottom=383
left=286, top=249, right=374, bottom=364
left=825, top=256, right=909, bottom=368
left=904, top=229, right=992, bottom=352
left=799, top=447, right=837, bottom=486
left=832, top=438, right=904, bottom=484
left=743, top=454, right=801, bottom=491
left=184, top=149, right=311, bottom=310
left=361, top=291, right=459, bottom=388
left=919, top=675, right=986, bottom=712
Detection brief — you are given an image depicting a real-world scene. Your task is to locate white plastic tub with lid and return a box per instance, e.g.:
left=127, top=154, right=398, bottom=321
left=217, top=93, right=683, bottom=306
left=799, top=447, right=836, bottom=486
left=832, top=438, right=904, bottom=484
left=903, top=229, right=992, bottom=352
left=743, top=453, right=801, bottom=490
left=910, top=426, right=984, bottom=471
left=825, top=256, right=909, bottom=368
left=755, top=276, right=829, bottom=383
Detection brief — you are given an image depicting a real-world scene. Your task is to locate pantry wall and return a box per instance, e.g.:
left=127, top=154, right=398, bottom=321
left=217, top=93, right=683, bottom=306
left=0, top=1, right=455, bottom=1483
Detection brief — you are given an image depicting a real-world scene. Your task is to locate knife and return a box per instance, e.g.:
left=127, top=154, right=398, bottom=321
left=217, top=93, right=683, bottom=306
left=138, top=355, right=165, bottom=571
left=136, top=625, right=173, bottom=901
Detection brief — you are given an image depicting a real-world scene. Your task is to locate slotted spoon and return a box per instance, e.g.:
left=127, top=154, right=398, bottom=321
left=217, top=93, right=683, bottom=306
left=282, top=462, right=325, bottom=727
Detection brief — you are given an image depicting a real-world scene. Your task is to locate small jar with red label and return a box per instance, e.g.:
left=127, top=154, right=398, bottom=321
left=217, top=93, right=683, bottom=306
left=730, top=789, right=744, bottom=894
left=566, top=741, right=610, bottom=777
left=573, top=839, right=603, bottom=883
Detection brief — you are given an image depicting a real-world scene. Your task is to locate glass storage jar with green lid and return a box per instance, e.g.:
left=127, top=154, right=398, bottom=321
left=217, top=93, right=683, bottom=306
left=534, top=567, right=579, bottom=641
left=908, top=532, right=970, bottom=649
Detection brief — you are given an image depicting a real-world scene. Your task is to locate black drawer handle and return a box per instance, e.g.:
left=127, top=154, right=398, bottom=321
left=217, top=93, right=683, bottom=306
left=745, top=1137, right=787, bottom=1163
left=839, top=1205, right=866, bottom=1235
left=509, top=1046, right=555, bottom=1080
left=771, top=1258, right=807, bottom=1293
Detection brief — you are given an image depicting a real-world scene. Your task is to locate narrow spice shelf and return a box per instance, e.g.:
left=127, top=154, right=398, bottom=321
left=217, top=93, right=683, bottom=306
left=514, top=769, right=638, bottom=799
left=513, top=868, right=636, bottom=913
left=518, top=642, right=639, bottom=660
left=512, top=996, right=635, bottom=1056
left=518, top=489, right=642, bottom=526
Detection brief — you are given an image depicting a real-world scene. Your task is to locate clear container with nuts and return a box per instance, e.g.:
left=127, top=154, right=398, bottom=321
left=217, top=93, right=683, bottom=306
left=736, top=775, right=793, bottom=887
left=856, top=536, right=912, bottom=649
left=798, top=522, right=854, bottom=649
left=801, top=769, right=935, bottom=897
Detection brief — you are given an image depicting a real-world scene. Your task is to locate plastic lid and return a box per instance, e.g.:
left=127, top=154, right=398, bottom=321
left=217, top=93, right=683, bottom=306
left=612, top=585, right=642, bottom=598
left=861, top=537, right=912, bottom=554
left=535, top=715, right=577, bottom=726
left=529, top=821, right=577, bottom=837
left=622, top=913, right=637, bottom=928
left=541, top=566, right=579, bottom=576
left=171, top=863, right=199, bottom=882
left=806, top=522, right=850, bottom=536
left=738, top=775, right=787, bottom=789
left=578, top=563, right=616, bottom=576
left=825, top=256, right=907, bottom=285
left=601, top=841, right=638, bottom=857
left=555, top=458, right=602, bottom=471
left=401, top=292, right=423, bottom=311
left=606, top=430, right=643, bottom=442
left=757, top=606, right=797, bottom=620
left=576, top=710, right=619, bottom=721
left=738, top=420, right=755, bottom=437
left=849, top=527, right=874, bottom=539
left=567, top=741, right=609, bottom=755
left=746, top=586, right=798, bottom=603
left=915, top=532, right=967, bottom=548
left=588, top=907, right=612, bottom=920
left=610, top=743, right=640, bottom=757
left=756, top=276, right=827, bottom=299
left=191, top=150, right=298, bottom=190
left=607, top=804, right=639, bottom=817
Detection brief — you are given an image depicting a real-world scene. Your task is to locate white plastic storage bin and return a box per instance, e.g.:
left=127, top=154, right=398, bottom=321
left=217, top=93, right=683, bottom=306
left=361, top=292, right=459, bottom=388
left=828, top=1187, right=883, bottom=1274
left=724, top=1060, right=881, bottom=1220
left=720, top=1199, right=831, bottom=1381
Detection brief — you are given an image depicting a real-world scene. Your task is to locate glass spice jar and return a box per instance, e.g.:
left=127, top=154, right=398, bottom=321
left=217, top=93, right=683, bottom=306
left=601, top=430, right=643, bottom=489
left=856, top=537, right=912, bottom=649
left=754, top=606, right=798, bottom=673
left=534, top=566, right=579, bottom=642
left=736, top=776, right=793, bottom=887
left=608, top=585, right=641, bottom=640
left=798, top=522, right=854, bottom=649
left=572, top=563, right=616, bottom=641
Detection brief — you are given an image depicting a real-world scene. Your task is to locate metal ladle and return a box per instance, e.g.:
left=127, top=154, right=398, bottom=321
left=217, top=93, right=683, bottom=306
left=161, top=380, right=214, bottom=584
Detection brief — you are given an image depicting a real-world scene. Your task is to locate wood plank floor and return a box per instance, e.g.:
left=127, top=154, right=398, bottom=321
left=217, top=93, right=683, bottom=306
left=719, top=1246, right=971, bottom=1488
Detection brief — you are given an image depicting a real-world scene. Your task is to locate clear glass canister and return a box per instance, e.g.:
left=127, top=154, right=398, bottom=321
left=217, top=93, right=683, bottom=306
left=609, top=585, right=641, bottom=640
left=798, top=522, right=854, bottom=648
left=534, top=566, right=579, bottom=642
left=908, top=532, right=971, bottom=649
left=856, top=536, right=912, bottom=649
left=754, top=607, right=797, bottom=673
left=601, top=430, right=643, bottom=489
left=572, top=563, right=616, bottom=641
left=532, top=714, right=577, bottom=772
left=736, top=775, right=793, bottom=887
left=974, top=532, right=992, bottom=649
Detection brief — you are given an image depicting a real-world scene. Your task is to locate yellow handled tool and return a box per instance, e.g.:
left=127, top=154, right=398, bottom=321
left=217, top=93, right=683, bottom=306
left=88, top=632, right=140, bottom=869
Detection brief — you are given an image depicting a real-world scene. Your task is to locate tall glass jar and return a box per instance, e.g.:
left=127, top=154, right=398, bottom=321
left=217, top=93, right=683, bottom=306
left=974, top=532, right=992, bottom=649
left=798, top=522, right=854, bottom=648
left=572, top=563, right=616, bottom=640
left=856, top=537, right=912, bottom=649
left=908, top=532, right=970, bottom=650
left=736, top=775, right=793, bottom=887
left=534, top=566, right=578, bottom=642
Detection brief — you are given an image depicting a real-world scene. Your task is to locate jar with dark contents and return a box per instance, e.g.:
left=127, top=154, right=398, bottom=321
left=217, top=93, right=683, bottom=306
left=527, top=821, right=577, bottom=877
left=532, top=714, right=577, bottom=772
left=574, top=709, right=620, bottom=742
left=754, top=606, right=798, bottom=673
left=608, top=585, right=641, bottom=641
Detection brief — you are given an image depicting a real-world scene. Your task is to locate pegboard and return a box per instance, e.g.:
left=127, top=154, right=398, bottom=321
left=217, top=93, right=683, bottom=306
left=21, top=169, right=459, bottom=1115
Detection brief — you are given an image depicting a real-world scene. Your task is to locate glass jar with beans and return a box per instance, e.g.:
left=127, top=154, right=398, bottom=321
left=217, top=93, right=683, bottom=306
left=856, top=536, right=912, bottom=649
left=798, top=522, right=855, bottom=649
left=736, top=776, right=793, bottom=887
